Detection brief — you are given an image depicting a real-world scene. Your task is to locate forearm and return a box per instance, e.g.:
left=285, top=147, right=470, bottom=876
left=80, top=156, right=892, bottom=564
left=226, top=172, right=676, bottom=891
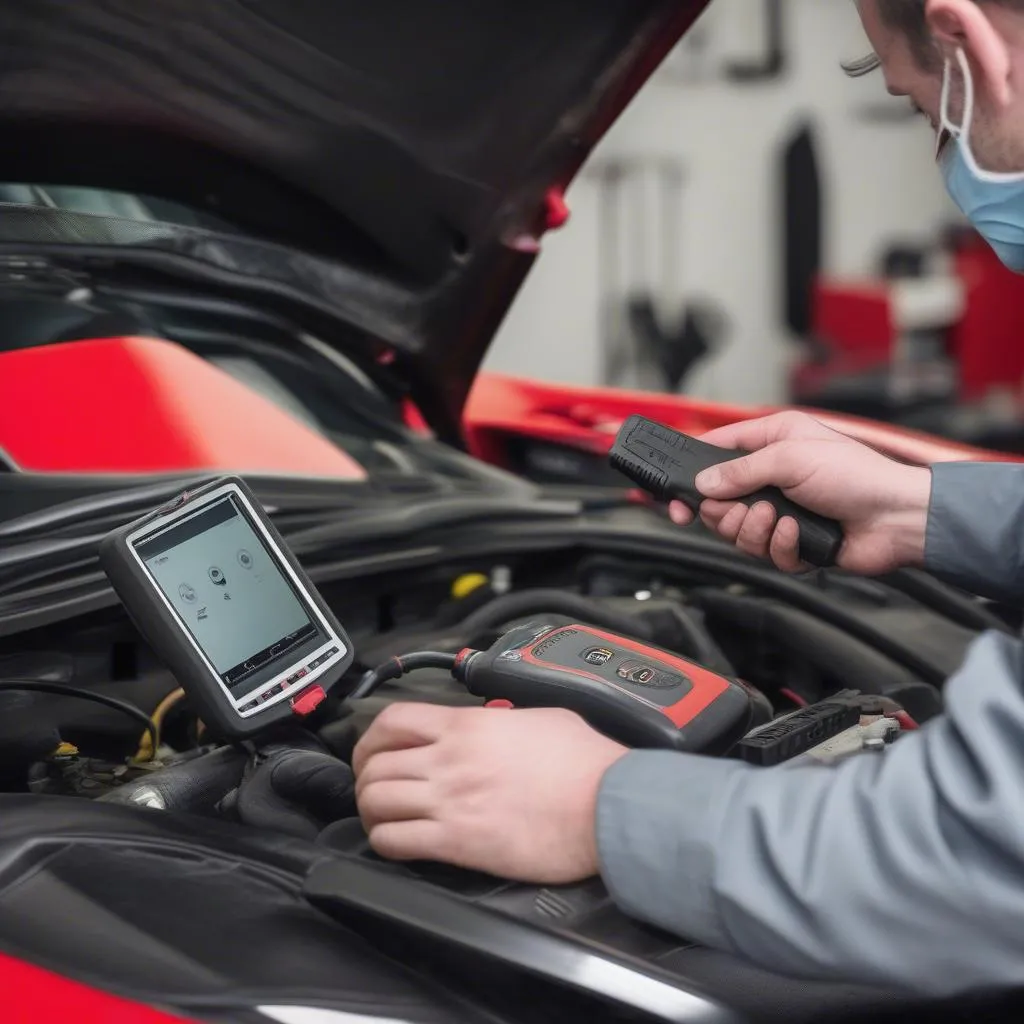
left=597, top=631, right=1024, bottom=996
left=925, top=461, right=1024, bottom=603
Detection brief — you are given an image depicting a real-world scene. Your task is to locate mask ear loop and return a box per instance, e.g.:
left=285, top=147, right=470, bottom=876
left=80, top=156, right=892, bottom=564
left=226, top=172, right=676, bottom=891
left=935, top=55, right=955, bottom=161
left=941, top=47, right=1024, bottom=183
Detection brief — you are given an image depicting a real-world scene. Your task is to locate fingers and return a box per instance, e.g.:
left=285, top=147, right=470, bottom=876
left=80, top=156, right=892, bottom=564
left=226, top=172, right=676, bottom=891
left=769, top=517, right=807, bottom=573
left=352, top=703, right=456, bottom=776
left=735, top=502, right=778, bottom=558
left=359, top=780, right=435, bottom=831
left=707, top=502, right=748, bottom=544
left=355, top=746, right=433, bottom=796
left=367, top=819, right=451, bottom=863
left=668, top=500, right=694, bottom=526
left=698, top=411, right=832, bottom=452
left=700, top=501, right=805, bottom=572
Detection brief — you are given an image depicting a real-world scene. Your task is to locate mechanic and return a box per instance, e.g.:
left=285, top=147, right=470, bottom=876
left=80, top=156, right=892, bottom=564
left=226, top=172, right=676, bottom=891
left=353, top=0, right=1024, bottom=997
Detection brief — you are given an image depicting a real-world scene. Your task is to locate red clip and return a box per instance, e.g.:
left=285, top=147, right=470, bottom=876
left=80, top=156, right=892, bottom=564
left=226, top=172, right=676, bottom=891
left=485, top=700, right=515, bottom=710
left=544, top=188, right=570, bottom=231
left=291, top=684, right=327, bottom=717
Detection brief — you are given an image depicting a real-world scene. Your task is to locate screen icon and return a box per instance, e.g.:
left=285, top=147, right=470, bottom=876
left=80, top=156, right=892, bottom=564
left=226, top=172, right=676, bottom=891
left=583, top=647, right=614, bottom=667
left=197, top=606, right=209, bottom=621
left=237, top=549, right=253, bottom=569
left=209, top=566, right=227, bottom=587
left=178, top=583, right=196, bottom=604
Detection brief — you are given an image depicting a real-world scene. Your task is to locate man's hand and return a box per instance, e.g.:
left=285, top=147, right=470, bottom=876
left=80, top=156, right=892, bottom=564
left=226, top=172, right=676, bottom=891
left=353, top=703, right=629, bottom=884
left=670, top=412, right=932, bottom=575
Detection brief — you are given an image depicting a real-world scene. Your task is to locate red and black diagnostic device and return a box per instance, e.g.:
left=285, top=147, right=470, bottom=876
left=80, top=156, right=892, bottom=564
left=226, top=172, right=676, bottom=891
left=610, top=415, right=845, bottom=568
left=356, top=623, right=770, bottom=754
left=100, top=477, right=354, bottom=740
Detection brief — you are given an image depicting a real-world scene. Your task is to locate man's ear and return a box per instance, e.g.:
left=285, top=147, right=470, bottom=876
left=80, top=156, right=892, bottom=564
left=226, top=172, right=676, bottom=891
left=927, top=0, right=1012, bottom=106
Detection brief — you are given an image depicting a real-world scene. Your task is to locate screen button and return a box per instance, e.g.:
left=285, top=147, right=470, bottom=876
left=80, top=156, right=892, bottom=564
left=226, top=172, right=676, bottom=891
left=178, top=583, right=197, bottom=604
left=208, top=566, right=227, bottom=587
left=237, top=549, right=254, bottom=569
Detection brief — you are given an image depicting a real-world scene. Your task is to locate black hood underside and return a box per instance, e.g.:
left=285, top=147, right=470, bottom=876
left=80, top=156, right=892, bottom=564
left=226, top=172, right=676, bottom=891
left=0, top=0, right=709, bottom=440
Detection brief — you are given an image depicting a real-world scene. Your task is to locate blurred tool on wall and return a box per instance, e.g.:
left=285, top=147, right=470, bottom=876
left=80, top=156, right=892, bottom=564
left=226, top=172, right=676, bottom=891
left=660, top=0, right=789, bottom=85
left=590, top=156, right=729, bottom=395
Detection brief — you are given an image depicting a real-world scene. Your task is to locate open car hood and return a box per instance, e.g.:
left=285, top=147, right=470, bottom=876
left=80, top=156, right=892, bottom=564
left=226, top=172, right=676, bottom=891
left=0, top=0, right=709, bottom=442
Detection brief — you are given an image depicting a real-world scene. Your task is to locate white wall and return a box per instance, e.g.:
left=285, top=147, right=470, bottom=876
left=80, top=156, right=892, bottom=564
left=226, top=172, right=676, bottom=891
left=484, top=0, right=957, bottom=405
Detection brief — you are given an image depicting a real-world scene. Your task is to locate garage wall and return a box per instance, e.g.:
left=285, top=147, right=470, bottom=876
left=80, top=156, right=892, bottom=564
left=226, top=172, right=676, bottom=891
left=483, top=0, right=956, bottom=405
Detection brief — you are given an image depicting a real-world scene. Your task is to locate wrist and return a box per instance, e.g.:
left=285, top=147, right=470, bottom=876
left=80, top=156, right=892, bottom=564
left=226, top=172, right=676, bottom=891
left=880, top=466, right=933, bottom=568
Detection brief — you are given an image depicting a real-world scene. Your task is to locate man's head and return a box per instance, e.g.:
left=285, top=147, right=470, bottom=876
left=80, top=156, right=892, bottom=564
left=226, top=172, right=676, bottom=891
left=856, top=0, right=1024, bottom=172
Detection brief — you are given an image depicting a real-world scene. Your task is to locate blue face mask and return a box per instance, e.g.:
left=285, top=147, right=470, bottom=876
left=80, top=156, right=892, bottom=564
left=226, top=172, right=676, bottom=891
left=939, top=49, right=1024, bottom=272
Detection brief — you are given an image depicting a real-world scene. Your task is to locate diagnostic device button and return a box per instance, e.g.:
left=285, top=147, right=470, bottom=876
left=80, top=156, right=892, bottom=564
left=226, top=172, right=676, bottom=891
left=291, top=684, right=327, bottom=717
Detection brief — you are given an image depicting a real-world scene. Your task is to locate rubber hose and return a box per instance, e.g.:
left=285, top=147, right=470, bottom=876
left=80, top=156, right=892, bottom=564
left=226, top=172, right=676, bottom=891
left=883, top=569, right=1012, bottom=635
left=667, top=605, right=731, bottom=670
left=657, top=550, right=949, bottom=687
left=98, top=745, right=247, bottom=813
left=457, top=589, right=654, bottom=641
left=351, top=652, right=459, bottom=699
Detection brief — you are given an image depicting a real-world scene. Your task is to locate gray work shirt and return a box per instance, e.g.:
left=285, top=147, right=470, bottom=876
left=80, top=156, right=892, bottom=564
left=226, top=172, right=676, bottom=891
left=597, top=461, right=1024, bottom=997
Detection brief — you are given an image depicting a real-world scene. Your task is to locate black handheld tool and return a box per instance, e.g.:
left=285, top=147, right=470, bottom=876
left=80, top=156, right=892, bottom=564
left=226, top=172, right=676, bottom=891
left=354, top=622, right=771, bottom=754
left=610, top=415, right=844, bottom=567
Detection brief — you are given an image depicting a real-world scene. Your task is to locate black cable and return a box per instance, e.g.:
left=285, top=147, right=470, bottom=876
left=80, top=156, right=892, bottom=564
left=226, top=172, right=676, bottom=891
left=668, top=605, right=734, bottom=673
left=457, top=589, right=654, bottom=641
left=642, top=548, right=950, bottom=688
left=0, top=679, right=158, bottom=755
left=883, top=569, right=1012, bottom=635
left=352, top=653, right=458, bottom=700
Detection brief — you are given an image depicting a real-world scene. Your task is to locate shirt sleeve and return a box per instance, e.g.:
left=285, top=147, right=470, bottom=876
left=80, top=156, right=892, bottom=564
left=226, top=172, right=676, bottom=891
left=596, top=630, right=1024, bottom=997
left=926, top=461, right=1024, bottom=603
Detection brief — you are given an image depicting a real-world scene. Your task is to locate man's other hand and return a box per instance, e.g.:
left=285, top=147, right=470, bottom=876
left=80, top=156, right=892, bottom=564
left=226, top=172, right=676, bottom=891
left=669, top=412, right=932, bottom=575
left=353, top=703, right=628, bottom=884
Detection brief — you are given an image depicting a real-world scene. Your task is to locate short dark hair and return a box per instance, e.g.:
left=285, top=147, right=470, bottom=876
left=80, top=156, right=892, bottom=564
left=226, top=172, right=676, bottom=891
left=844, top=1, right=936, bottom=76
left=844, top=0, right=1024, bottom=77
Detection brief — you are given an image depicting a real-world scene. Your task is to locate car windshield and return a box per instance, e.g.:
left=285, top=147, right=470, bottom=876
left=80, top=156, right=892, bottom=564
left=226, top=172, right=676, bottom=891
left=0, top=184, right=242, bottom=234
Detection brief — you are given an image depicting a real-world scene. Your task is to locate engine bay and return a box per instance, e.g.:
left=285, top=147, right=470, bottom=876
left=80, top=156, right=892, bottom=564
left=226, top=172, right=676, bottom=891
left=2, top=545, right=981, bottom=806
left=0, top=489, right=1010, bottom=1022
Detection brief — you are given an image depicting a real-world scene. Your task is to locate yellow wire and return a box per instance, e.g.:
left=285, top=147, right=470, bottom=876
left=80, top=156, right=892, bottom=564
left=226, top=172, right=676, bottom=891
left=133, top=687, right=186, bottom=763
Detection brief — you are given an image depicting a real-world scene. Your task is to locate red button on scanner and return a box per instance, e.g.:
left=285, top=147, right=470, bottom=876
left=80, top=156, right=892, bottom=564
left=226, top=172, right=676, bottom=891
left=291, top=684, right=327, bottom=717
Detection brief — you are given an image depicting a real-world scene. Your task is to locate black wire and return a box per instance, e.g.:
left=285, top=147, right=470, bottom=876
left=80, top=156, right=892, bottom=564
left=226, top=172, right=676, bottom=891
left=0, top=679, right=158, bottom=755
left=669, top=605, right=734, bottom=673
left=352, top=653, right=458, bottom=700
left=643, top=549, right=950, bottom=688
left=882, top=568, right=1013, bottom=635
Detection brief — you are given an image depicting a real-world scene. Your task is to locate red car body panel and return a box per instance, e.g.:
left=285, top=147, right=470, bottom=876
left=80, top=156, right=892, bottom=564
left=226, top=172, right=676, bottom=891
left=464, top=373, right=1023, bottom=469
left=0, top=337, right=366, bottom=479
left=0, top=951, right=188, bottom=1024
left=0, top=334, right=1015, bottom=478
